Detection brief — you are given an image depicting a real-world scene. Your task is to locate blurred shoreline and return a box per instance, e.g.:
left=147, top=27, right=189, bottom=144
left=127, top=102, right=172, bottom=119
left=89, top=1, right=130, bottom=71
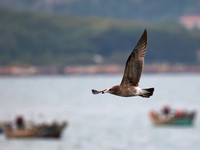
left=0, top=64, right=200, bottom=76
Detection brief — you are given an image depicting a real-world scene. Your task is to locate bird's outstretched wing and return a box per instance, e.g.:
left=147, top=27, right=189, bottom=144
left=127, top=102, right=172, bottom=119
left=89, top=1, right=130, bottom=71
left=92, top=89, right=102, bottom=94
left=120, top=29, right=147, bottom=87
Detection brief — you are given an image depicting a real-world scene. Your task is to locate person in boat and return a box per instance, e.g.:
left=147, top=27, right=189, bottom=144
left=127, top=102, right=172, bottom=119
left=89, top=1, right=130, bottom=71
left=0, top=122, right=4, bottom=133
left=161, top=105, right=171, bottom=115
left=175, top=109, right=184, bottom=118
left=15, top=115, right=25, bottom=129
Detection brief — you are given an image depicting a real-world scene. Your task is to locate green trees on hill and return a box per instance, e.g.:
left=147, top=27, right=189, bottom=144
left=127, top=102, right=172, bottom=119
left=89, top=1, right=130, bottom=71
left=0, top=11, right=200, bottom=67
left=1, top=0, right=200, bottom=22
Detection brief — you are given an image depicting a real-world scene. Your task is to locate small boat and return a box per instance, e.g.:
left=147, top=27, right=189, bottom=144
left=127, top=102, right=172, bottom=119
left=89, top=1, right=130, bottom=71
left=3, top=121, right=67, bottom=138
left=149, top=110, right=196, bottom=126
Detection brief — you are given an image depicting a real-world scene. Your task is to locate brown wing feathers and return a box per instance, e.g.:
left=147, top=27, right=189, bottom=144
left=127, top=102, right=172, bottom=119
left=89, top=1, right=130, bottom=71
left=120, top=29, right=147, bottom=86
left=134, top=29, right=147, bottom=59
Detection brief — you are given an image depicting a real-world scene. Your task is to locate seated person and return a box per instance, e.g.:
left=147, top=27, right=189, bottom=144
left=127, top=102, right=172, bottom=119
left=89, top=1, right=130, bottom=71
left=161, top=105, right=171, bottom=115
left=175, top=109, right=184, bottom=118
left=15, top=115, right=25, bottom=129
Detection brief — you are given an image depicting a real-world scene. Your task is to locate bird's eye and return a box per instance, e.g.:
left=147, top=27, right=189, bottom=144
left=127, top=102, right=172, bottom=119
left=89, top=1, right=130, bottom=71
left=109, top=89, right=112, bottom=91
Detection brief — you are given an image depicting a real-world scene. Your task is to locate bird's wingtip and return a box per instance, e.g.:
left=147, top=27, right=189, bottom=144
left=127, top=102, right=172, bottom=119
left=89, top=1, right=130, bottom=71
left=144, top=29, right=147, bottom=34
left=92, top=89, right=101, bottom=94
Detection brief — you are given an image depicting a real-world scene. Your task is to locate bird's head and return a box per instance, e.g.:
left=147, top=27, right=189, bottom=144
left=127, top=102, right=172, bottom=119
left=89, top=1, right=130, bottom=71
left=102, top=86, right=118, bottom=94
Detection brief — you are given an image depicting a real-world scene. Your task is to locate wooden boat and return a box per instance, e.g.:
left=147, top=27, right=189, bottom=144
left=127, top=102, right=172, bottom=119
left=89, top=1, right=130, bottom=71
left=3, top=121, right=67, bottom=138
left=149, top=110, right=196, bottom=126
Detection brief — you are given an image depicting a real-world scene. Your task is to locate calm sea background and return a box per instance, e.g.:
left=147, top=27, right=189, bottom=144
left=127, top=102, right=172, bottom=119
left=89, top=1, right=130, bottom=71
left=0, top=74, right=200, bottom=150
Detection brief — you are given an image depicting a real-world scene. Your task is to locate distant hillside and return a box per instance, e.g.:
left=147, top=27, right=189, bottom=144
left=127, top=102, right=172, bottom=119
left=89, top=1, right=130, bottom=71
left=1, top=0, right=200, bottom=22
left=0, top=10, right=200, bottom=67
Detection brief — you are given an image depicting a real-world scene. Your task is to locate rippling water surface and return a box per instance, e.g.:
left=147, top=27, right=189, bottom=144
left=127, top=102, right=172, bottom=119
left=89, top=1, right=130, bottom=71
left=0, top=74, right=200, bottom=150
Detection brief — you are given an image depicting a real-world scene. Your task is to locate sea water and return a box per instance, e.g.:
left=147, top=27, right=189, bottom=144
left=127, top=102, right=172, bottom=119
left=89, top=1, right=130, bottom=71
left=0, top=74, right=200, bottom=150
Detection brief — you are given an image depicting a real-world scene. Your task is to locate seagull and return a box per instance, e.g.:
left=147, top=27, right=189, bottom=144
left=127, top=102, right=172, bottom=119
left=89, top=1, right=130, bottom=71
left=91, top=29, right=154, bottom=98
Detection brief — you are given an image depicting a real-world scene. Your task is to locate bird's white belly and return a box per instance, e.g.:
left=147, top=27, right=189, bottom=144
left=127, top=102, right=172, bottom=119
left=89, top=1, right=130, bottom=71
left=135, top=87, right=142, bottom=95
left=118, top=86, right=140, bottom=97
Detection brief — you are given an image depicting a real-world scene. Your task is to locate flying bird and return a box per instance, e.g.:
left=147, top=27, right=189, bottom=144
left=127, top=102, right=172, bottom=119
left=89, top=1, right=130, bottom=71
left=92, top=29, right=154, bottom=98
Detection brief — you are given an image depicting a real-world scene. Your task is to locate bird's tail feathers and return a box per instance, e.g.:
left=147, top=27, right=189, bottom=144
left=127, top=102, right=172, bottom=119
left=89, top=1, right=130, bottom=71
left=139, top=88, right=154, bottom=98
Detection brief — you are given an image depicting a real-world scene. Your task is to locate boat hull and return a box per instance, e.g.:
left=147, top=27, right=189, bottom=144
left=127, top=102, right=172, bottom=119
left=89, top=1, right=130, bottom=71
left=3, top=122, right=67, bottom=138
left=149, top=110, right=196, bottom=126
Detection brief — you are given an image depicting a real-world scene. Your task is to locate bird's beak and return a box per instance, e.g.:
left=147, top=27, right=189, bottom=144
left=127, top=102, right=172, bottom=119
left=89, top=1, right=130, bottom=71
left=102, top=89, right=109, bottom=94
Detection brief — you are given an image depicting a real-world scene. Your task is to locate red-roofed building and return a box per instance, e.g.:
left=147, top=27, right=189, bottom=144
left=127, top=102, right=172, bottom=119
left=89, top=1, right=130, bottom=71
left=180, top=15, right=200, bottom=29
